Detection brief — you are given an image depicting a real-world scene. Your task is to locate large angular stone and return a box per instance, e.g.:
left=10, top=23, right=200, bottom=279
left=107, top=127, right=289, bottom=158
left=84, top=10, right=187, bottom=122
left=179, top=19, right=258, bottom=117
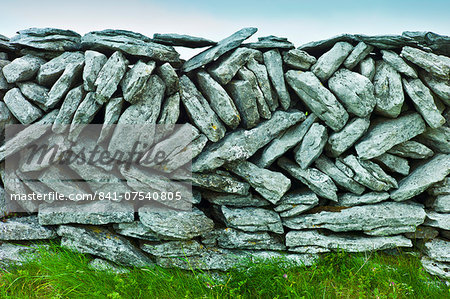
left=197, top=70, right=240, bottom=129
left=68, top=92, right=102, bottom=141
left=190, top=170, right=250, bottom=195
left=180, top=75, right=225, bottom=142
left=57, top=225, right=153, bottom=267
left=381, top=49, right=417, bottom=78
left=182, top=27, right=257, bottom=72
left=97, top=96, right=124, bottom=142
left=373, top=61, right=404, bottom=118
left=424, top=239, right=450, bottom=262
left=236, top=66, right=271, bottom=119
left=82, top=29, right=180, bottom=62
left=141, top=240, right=202, bottom=257
left=83, top=50, right=107, bottom=91
left=337, top=192, right=390, bottom=207
left=120, top=60, right=155, bottom=104
left=0, top=243, right=46, bottom=267
left=418, top=126, right=450, bottom=154
left=286, top=230, right=411, bottom=253
left=3, top=88, right=43, bottom=124
left=387, top=140, right=434, bottom=159
left=294, top=123, right=327, bottom=169
left=138, top=206, right=214, bottom=240
left=343, top=42, right=373, bottom=70
left=428, top=177, right=450, bottom=197
left=420, top=70, right=450, bottom=105
left=37, top=51, right=85, bottom=86
left=202, top=192, right=269, bottom=207
left=401, top=46, right=450, bottom=79
left=95, top=51, right=128, bottom=103
left=153, top=33, right=216, bottom=48
left=226, top=79, right=260, bottom=129
left=285, top=71, right=349, bottom=131
left=10, top=28, right=81, bottom=51
left=391, top=154, right=450, bottom=201
left=17, top=82, right=49, bottom=111
left=246, top=58, right=278, bottom=111
left=326, top=117, right=370, bottom=157
left=52, top=86, right=84, bottom=133
left=156, top=63, right=179, bottom=96
left=113, top=221, right=160, bottom=241
left=315, top=156, right=365, bottom=195
left=2, top=54, right=45, bottom=83
left=220, top=206, right=283, bottom=234
left=274, top=190, right=319, bottom=218
left=424, top=211, right=450, bottom=230
left=359, top=57, right=376, bottom=81
left=225, top=160, right=290, bottom=204
left=421, top=257, right=450, bottom=280
left=355, top=113, right=426, bottom=159
left=311, top=41, right=353, bottom=81
left=282, top=48, right=316, bottom=70
left=283, top=201, right=426, bottom=236
left=328, top=69, right=376, bottom=117
left=244, top=35, right=294, bottom=50
left=46, top=60, right=84, bottom=108
left=0, top=215, right=56, bottom=240
left=277, top=157, right=338, bottom=201
left=264, top=49, right=290, bottom=110
left=192, top=110, right=305, bottom=172
left=372, top=153, right=410, bottom=176
left=206, top=228, right=285, bottom=250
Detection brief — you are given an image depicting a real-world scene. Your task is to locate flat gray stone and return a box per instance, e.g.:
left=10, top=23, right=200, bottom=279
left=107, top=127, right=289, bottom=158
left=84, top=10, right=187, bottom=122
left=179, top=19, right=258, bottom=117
left=311, top=41, right=353, bottom=81
left=225, top=160, right=290, bottom=204
left=328, top=68, right=376, bottom=117
left=404, top=226, right=439, bottom=239
left=156, top=62, right=179, bottom=96
left=418, top=126, right=450, bottom=154
left=243, top=35, right=294, bottom=50
left=343, top=42, right=373, bottom=70
left=282, top=48, right=316, bottom=70
left=10, top=28, right=81, bottom=51
left=355, top=113, right=426, bottom=160
left=46, top=60, right=84, bottom=108
left=285, top=71, right=349, bottom=131
left=3, top=88, right=43, bottom=124
left=0, top=243, right=45, bottom=267
left=142, top=240, right=201, bottom=258
left=57, top=225, right=153, bottom=267
left=283, top=201, right=426, bottom=236
left=120, top=60, right=155, bottom=104
left=52, top=85, right=84, bottom=133
left=157, top=93, right=180, bottom=128
left=153, top=33, right=216, bottom=48
left=359, top=57, right=376, bottom=81
left=202, top=192, right=269, bottom=207
left=95, top=51, right=128, bottom=104
left=236, top=66, right=271, bottom=119
left=2, top=54, right=45, bottom=83
left=17, top=82, right=49, bottom=111
left=0, top=215, right=56, bottom=240
left=246, top=58, right=278, bottom=111
left=264, top=49, right=290, bottom=110
left=424, top=239, right=450, bottom=262
left=420, top=70, right=450, bottom=105
left=373, top=61, right=404, bottom=118
left=381, top=49, right=418, bottom=78
left=89, top=258, right=130, bottom=274
left=338, top=192, right=390, bottom=207
left=97, top=96, right=123, bottom=142
left=37, top=51, right=85, bottom=86
left=82, top=29, right=180, bottom=62
left=372, top=153, right=410, bottom=176
left=286, top=230, right=411, bottom=253
left=294, top=123, right=327, bottom=169
left=113, top=221, right=160, bottom=241
left=421, top=257, right=450, bottom=280
left=326, top=117, right=370, bottom=157
left=424, top=211, right=450, bottom=230
left=191, top=170, right=250, bottom=195
left=221, top=206, right=283, bottom=234
left=0, top=60, right=11, bottom=90
left=428, top=177, right=450, bottom=196
left=68, top=92, right=102, bottom=141
left=277, top=157, right=338, bottom=201
left=192, top=110, right=305, bottom=172
left=388, top=140, right=434, bottom=159
left=274, top=190, right=319, bottom=218
left=391, top=154, right=450, bottom=201
left=182, top=27, right=257, bottom=72
left=139, top=206, right=214, bottom=240
left=401, top=46, right=450, bottom=79
left=403, top=78, right=446, bottom=128
left=226, top=79, right=260, bottom=129
left=207, top=228, right=285, bottom=250
left=197, top=70, right=240, bottom=129
left=83, top=50, right=107, bottom=91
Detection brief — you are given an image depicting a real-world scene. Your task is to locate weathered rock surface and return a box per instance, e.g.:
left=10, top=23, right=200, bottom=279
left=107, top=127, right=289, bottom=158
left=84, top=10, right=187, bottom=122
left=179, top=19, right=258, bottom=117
left=421, top=257, right=450, bottom=280
left=120, top=60, right=155, bottom=104
left=191, top=170, right=250, bottom=195
left=98, top=96, right=123, bottom=142
left=244, top=35, right=294, bottom=50
left=424, top=239, right=450, bottom=262
left=3, top=88, right=43, bottom=124
left=428, top=195, right=450, bottom=213
left=387, top=141, right=434, bottom=159
left=153, top=33, right=216, bottom=48
left=274, top=190, right=319, bottom=218
left=95, top=51, right=128, bottom=103
left=89, top=258, right=130, bottom=274
left=311, top=41, right=353, bottom=81
left=2, top=54, right=45, bottom=83
left=381, top=49, right=418, bottom=78
left=206, top=228, right=286, bottom=250
left=156, top=62, right=179, bottom=96
left=0, top=215, right=56, bottom=240
left=220, top=206, right=284, bottom=234
left=17, top=82, right=49, bottom=111
left=68, top=92, right=102, bottom=141
left=10, top=28, right=81, bottom=51
left=373, top=61, right=404, bottom=118
left=264, top=49, right=290, bottom=110
left=202, top=192, right=269, bottom=207
left=428, top=178, right=450, bottom=196
left=113, top=221, right=160, bottom=241
left=372, top=153, right=410, bottom=176
left=0, top=243, right=45, bottom=267
left=282, top=48, right=316, bottom=70
left=420, top=70, right=450, bottom=105
left=237, top=66, right=271, bottom=119
left=246, top=58, right=278, bottom=111
left=52, top=85, right=84, bottom=133
left=226, top=79, right=260, bottom=129
left=337, top=192, right=390, bottom=207
left=424, top=211, right=450, bottom=230
left=404, top=226, right=439, bottom=239
left=37, top=51, right=85, bottom=86
left=326, top=117, right=370, bottom=157
left=359, top=57, right=376, bottom=80
left=343, top=42, right=373, bottom=70
left=83, top=50, right=107, bottom=91
left=46, top=60, right=84, bottom=108
left=401, top=46, right=450, bottom=79
left=141, top=240, right=202, bottom=257
left=294, top=123, right=327, bottom=169
left=418, top=126, right=450, bottom=154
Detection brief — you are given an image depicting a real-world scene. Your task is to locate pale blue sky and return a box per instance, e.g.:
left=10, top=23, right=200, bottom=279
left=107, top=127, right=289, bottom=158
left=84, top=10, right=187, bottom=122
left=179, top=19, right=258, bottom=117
left=1, top=0, right=449, bottom=58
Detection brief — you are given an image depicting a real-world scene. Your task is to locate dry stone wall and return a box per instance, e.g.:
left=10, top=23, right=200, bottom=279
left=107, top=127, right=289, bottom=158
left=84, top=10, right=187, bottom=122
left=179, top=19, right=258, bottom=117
left=0, top=28, right=449, bottom=279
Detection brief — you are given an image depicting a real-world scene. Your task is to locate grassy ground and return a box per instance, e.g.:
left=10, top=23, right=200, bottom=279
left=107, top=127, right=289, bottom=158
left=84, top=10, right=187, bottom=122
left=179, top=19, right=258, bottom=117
left=0, top=243, right=448, bottom=298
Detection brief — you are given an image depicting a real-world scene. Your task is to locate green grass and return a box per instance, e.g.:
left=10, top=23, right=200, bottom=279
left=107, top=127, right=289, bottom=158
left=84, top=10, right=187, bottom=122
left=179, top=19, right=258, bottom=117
left=0, top=243, right=449, bottom=298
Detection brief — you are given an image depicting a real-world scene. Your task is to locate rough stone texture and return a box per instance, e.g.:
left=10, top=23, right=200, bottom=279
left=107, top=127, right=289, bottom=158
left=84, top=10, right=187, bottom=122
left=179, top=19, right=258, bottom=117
left=283, top=201, right=426, bottom=236
left=355, top=113, right=426, bottom=160
left=294, top=123, right=327, bottom=169
left=337, top=192, right=390, bottom=207
left=202, top=192, right=269, bottom=207
left=197, top=70, right=240, bottom=129
left=404, top=226, right=439, bottom=239
left=244, top=35, right=294, bottom=50
left=274, top=190, right=319, bottom=218
left=428, top=178, right=450, bottom=197
left=17, top=82, right=49, bottom=111
left=192, top=110, right=304, bottom=172
left=10, top=28, right=81, bottom=51
left=311, top=41, right=353, bottom=81
left=46, top=59, right=84, bottom=108
left=156, top=63, right=179, bottom=96
left=381, top=49, right=418, bottom=78
left=372, top=153, right=410, bottom=176
left=153, top=33, right=216, bottom=48
left=95, top=51, right=128, bottom=104
left=89, top=258, right=130, bottom=274
left=2, top=54, right=45, bottom=83
left=391, top=154, right=450, bottom=201
left=286, top=230, right=412, bottom=253
left=97, top=96, right=123, bottom=142
left=418, top=126, right=450, bottom=154
left=113, top=221, right=160, bottom=241
left=225, top=160, right=290, bottom=204
left=343, top=42, right=373, bottom=70
left=286, top=71, right=349, bottom=131
left=424, top=239, right=450, bottom=262
left=359, top=57, right=376, bottom=81
left=83, top=50, right=107, bottom=91
left=141, top=240, right=202, bottom=257
left=373, top=61, right=404, bottom=118
left=0, top=60, right=11, bottom=90
left=68, top=92, right=102, bottom=141
left=387, top=141, right=434, bottom=159
left=277, top=157, right=338, bottom=202
left=246, top=58, right=278, bottom=111
left=328, top=69, right=376, bottom=117
left=57, top=225, right=153, bottom=267
left=424, top=211, right=450, bottom=230
left=180, top=75, right=226, bottom=142
left=226, top=79, right=260, bottom=129
left=236, top=66, right=271, bottom=119
left=139, top=206, right=214, bottom=240
left=420, top=70, right=450, bottom=105
left=82, top=29, right=180, bottom=62
left=283, top=48, right=317, bottom=70
left=421, top=257, right=450, bottom=280
left=0, top=243, right=45, bottom=267
left=428, top=195, right=450, bottom=213
left=52, top=85, right=84, bottom=133
left=264, top=49, right=290, bottom=110
left=3, top=88, right=43, bottom=124
left=182, top=27, right=257, bottom=72
left=190, top=170, right=250, bottom=195
left=220, top=206, right=284, bottom=234
left=401, top=46, right=450, bottom=79
left=403, top=78, right=445, bottom=128
left=326, top=117, right=370, bottom=157
left=205, top=228, right=285, bottom=250
left=37, top=51, right=85, bottom=86
left=120, top=60, right=155, bottom=104
left=0, top=215, right=56, bottom=240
